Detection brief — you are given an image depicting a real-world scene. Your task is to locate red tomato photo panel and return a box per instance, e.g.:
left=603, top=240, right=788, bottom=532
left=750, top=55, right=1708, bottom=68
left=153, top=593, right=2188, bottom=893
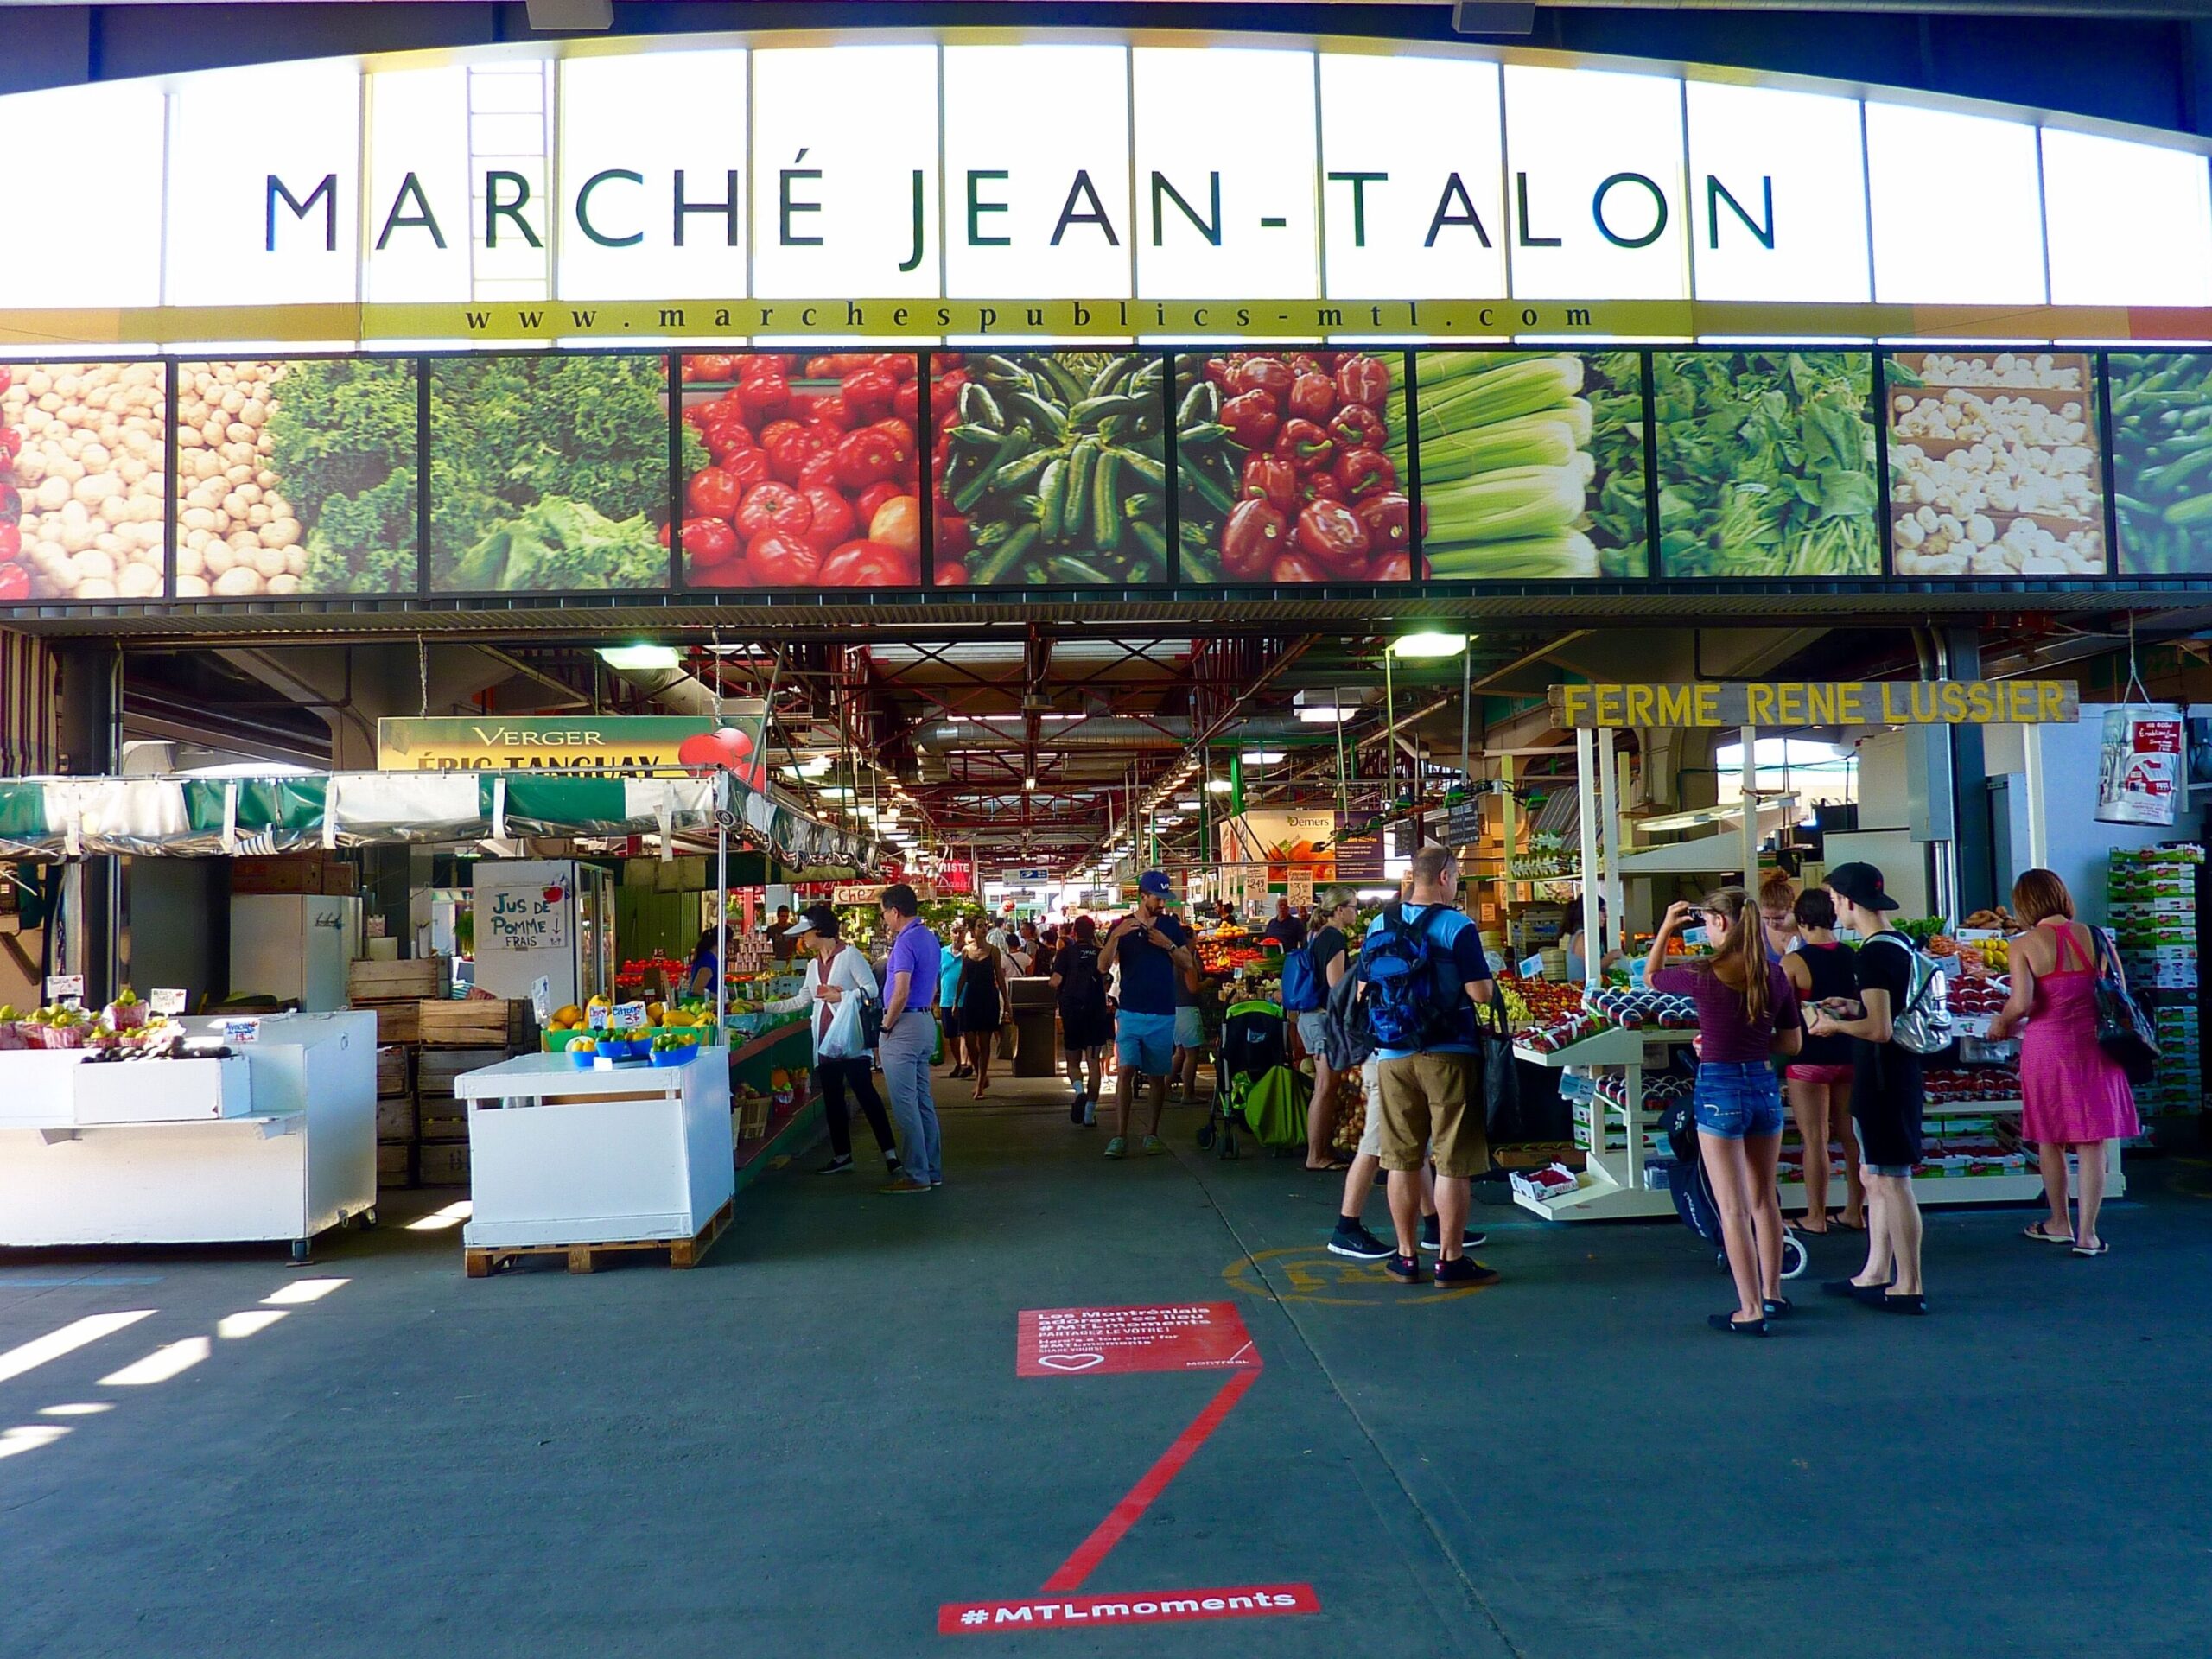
left=931, top=352, right=1172, bottom=587
left=1174, top=351, right=1414, bottom=584
left=680, top=352, right=923, bottom=589
left=0, top=360, right=168, bottom=602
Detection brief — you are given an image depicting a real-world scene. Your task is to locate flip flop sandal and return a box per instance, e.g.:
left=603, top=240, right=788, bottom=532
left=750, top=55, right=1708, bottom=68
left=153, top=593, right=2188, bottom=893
left=2024, top=1224, right=2075, bottom=1244
left=2069, top=1240, right=2110, bottom=1256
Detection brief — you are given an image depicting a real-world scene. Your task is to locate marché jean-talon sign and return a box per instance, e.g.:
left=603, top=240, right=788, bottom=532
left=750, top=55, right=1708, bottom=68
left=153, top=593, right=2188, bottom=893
left=1, top=30, right=2208, bottom=348
left=1549, top=681, right=2082, bottom=729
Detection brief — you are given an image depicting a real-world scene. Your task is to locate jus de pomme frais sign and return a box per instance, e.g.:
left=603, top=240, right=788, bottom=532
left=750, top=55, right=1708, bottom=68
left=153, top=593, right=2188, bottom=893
left=2, top=30, right=2210, bottom=347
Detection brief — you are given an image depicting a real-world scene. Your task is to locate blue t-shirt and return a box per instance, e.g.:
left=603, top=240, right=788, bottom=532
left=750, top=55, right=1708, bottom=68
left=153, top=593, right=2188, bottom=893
left=1113, top=913, right=1192, bottom=1016
left=1364, top=902, right=1492, bottom=1059
left=938, top=945, right=964, bottom=1007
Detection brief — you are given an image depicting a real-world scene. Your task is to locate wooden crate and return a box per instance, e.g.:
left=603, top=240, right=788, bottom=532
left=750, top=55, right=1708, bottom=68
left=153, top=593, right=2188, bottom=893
left=418, top=998, right=533, bottom=1050
left=416, top=1047, right=510, bottom=1096
left=416, top=1142, right=472, bottom=1186
left=417, top=1100, right=468, bottom=1143
left=376, top=1143, right=414, bottom=1187
left=359, top=1001, right=419, bottom=1046
left=347, top=957, right=443, bottom=1001
left=375, top=1044, right=411, bottom=1098
left=375, top=1097, right=417, bottom=1143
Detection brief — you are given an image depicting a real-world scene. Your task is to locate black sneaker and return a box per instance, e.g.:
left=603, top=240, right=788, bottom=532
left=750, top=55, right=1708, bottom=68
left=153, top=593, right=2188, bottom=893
left=1433, top=1256, right=1499, bottom=1287
left=1326, top=1222, right=1395, bottom=1261
left=1385, top=1255, right=1426, bottom=1284
left=1419, top=1218, right=1488, bottom=1253
left=817, top=1154, right=854, bottom=1175
left=1068, top=1094, right=1087, bottom=1124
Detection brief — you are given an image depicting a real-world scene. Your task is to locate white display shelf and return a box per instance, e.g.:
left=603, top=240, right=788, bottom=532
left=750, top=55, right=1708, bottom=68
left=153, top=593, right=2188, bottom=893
left=0, top=1013, right=377, bottom=1259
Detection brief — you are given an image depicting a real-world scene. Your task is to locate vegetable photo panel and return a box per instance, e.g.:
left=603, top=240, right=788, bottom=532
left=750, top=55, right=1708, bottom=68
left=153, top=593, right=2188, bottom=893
left=1176, top=351, right=1414, bottom=584
left=0, top=361, right=168, bottom=602
left=1885, top=350, right=2107, bottom=577
left=680, top=352, right=920, bottom=589
left=931, top=352, right=1170, bottom=587
left=177, top=359, right=419, bottom=598
left=2110, top=353, right=2212, bottom=575
left=1654, top=350, right=1879, bottom=578
left=429, top=353, right=676, bottom=594
left=1414, top=350, right=1647, bottom=581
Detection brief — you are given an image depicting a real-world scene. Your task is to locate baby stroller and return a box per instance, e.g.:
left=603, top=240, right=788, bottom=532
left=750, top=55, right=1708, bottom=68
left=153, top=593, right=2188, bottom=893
left=1658, top=1100, right=1809, bottom=1281
left=1198, top=999, right=1306, bottom=1159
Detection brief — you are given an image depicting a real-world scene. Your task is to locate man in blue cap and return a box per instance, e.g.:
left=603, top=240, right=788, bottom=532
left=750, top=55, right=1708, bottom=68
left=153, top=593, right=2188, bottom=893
left=1099, top=870, right=1197, bottom=1158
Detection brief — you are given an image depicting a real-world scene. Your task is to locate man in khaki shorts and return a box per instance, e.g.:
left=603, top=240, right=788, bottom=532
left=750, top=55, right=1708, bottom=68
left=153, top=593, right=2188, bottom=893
left=1356, top=844, right=1499, bottom=1287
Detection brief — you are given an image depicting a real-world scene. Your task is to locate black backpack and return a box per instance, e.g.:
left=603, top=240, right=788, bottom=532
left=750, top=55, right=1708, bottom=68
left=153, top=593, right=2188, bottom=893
left=1057, top=944, right=1107, bottom=1019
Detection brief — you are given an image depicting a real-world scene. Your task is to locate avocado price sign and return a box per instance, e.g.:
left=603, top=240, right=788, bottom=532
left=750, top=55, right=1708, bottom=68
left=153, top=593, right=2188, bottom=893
left=1549, top=679, right=2081, bottom=729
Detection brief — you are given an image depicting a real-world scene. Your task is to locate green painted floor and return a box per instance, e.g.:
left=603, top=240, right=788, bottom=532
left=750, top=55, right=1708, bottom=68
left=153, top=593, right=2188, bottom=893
left=2, top=1070, right=2208, bottom=1658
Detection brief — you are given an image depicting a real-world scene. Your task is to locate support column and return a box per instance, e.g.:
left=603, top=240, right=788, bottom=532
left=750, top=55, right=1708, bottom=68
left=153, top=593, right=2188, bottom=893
left=1945, top=626, right=1994, bottom=917
left=55, top=643, right=121, bottom=1002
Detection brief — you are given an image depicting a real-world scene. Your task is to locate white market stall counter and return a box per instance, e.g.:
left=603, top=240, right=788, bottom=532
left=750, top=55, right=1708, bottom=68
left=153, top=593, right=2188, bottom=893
left=0, top=1012, right=378, bottom=1262
left=454, top=1052, right=733, bottom=1276
left=1510, top=1025, right=2124, bottom=1221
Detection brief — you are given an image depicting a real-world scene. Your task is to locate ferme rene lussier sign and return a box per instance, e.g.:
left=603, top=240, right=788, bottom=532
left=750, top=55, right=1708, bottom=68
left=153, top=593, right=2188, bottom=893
left=2, top=31, right=2209, bottom=344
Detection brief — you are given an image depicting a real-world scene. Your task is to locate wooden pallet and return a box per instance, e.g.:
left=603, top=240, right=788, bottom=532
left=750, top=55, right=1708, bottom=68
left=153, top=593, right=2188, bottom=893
left=464, top=1198, right=734, bottom=1278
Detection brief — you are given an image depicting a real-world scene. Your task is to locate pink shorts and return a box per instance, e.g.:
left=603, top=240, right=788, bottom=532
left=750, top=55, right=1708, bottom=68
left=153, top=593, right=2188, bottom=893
left=1786, top=1063, right=1853, bottom=1086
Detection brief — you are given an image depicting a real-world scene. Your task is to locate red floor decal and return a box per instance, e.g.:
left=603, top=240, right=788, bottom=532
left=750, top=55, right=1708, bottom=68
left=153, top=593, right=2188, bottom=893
left=939, top=1585, right=1319, bottom=1634
left=1016, top=1302, right=1258, bottom=1376
left=939, top=1306, right=1316, bottom=1635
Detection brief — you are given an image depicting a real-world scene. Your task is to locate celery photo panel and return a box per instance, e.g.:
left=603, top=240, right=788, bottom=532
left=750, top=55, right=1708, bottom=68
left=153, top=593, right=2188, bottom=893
left=1413, top=351, right=1647, bottom=581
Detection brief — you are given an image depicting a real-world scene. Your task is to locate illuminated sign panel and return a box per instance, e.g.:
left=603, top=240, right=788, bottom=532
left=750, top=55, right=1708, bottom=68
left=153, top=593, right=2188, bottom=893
left=0, top=29, right=2206, bottom=346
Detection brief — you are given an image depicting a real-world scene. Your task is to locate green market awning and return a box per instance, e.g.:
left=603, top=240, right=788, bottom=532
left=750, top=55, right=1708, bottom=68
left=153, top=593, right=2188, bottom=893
left=0, top=770, right=877, bottom=871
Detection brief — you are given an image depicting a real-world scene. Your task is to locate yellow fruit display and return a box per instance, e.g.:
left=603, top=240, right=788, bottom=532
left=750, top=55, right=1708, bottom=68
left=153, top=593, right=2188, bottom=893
left=553, top=1004, right=583, bottom=1027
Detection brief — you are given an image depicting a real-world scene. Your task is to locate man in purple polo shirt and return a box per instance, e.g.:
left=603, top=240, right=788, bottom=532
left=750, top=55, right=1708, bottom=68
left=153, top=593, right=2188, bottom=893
left=876, top=883, right=944, bottom=1193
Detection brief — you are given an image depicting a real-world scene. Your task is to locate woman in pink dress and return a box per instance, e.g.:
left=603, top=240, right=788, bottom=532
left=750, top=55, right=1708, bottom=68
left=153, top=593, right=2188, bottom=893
left=1986, top=869, right=2139, bottom=1257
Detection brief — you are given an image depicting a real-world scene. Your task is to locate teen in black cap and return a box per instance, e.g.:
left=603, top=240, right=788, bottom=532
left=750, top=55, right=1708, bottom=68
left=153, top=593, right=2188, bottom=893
left=1807, top=861, right=1928, bottom=1314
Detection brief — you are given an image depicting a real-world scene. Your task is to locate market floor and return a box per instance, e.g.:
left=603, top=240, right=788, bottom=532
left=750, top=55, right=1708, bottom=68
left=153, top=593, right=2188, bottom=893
left=3, top=1072, right=2209, bottom=1659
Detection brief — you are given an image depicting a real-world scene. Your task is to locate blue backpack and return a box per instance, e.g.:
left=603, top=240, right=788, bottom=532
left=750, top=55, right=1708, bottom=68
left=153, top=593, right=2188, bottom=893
left=1280, top=939, right=1325, bottom=1013
left=1356, top=902, right=1468, bottom=1052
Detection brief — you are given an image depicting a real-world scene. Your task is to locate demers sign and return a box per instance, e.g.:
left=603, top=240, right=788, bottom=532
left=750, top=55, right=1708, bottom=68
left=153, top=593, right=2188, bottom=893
left=1548, top=680, right=2081, bottom=729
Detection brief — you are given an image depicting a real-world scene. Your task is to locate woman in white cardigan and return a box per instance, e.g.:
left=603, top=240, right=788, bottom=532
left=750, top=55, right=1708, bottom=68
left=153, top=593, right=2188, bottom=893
left=772, top=904, right=899, bottom=1177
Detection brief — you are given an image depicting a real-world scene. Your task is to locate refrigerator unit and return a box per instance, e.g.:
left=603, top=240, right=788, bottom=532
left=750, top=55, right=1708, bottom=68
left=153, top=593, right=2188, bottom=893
left=231, top=893, right=363, bottom=1011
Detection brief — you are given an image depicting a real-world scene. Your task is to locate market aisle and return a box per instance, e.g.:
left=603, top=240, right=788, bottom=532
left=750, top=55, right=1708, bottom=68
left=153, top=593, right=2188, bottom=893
left=3, top=1073, right=2209, bottom=1659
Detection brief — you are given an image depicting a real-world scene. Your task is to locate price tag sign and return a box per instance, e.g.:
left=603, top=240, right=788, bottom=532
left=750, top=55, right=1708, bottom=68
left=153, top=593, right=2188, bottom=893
left=609, top=1001, right=649, bottom=1032
left=149, top=988, right=188, bottom=1015
left=529, top=976, right=552, bottom=1027
left=587, top=1003, right=610, bottom=1032
left=223, top=1017, right=261, bottom=1046
left=44, top=974, right=85, bottom=1008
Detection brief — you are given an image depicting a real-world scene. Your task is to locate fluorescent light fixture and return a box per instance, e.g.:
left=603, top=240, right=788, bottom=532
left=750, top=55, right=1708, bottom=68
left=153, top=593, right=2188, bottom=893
left=1205, top=779, right=1234, bottom=794
left=1390, top=632, right=1470, bottom=659
left=1241, top=750, right=1286, bottom=765
left=597, top=644, right=681, bottom=671
left=1024, top=777, right=1037, bottom=791
left=1176, top=799, right=1201, bottom=810
left=1296, top=705, right=1355, bottom=723
left=817, top=787, right=855, bottom=800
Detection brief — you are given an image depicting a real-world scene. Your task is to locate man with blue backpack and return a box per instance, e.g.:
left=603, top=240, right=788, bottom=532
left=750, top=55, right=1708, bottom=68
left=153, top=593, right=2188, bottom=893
left=1355, top=843, right=1500, bottom=1287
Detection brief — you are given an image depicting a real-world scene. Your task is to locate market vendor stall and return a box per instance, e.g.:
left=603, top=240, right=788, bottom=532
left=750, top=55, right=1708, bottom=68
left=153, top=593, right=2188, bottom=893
left=455, top=1050, right=733, bottom=1275
left=0, top=1010, right=377, bottom=1260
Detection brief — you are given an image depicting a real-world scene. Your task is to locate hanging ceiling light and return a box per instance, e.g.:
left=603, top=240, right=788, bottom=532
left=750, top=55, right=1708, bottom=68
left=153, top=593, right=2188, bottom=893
left=1205, top=779, right=1234, bottom=793
left=1389, top=632, right=1470, bottom=659
left=596, top=644, right=680, bottom=671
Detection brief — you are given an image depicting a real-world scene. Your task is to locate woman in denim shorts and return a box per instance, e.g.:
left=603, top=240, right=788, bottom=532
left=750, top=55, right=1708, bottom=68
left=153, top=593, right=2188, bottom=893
left=1648, top=888, right=1803, bottom=1336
